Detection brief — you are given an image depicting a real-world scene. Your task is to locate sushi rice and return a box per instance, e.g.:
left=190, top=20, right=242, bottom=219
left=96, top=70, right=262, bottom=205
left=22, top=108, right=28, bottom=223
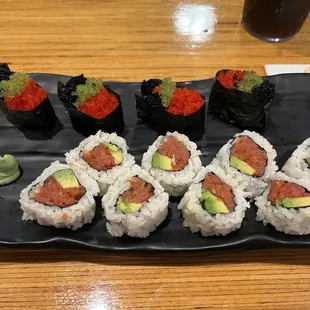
left=282, top=137, right=310, bottom=179
left=65, top=130, right=135, bottom=196
left=212, top=130, right=278, bottom=198
left=178, top=164, right=250, bottom=237
left=20, top=161, right=100, bottom=230
left=141, top=131, right=202, bottom=196
left=255, top=172, right=310, bottom=235
left=102, top=165, right=169, bottom=238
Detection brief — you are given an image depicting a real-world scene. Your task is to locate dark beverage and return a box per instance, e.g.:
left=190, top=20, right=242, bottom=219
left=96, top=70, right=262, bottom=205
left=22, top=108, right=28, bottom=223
left=242, top=0, right=310, bottom=42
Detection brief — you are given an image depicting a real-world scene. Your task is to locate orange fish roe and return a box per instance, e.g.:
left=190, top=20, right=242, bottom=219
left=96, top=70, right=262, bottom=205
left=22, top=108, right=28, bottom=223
left=61, top=213, right=69, bottom=222
left=4, top=78, right=47, bottom=111
left=217, top=70, right=245, bottom=89
left=152, top=86, right=161, bottom=94
left=166, top=88, right=204, bottom=116
left=77, top=86, right=119, bottom=119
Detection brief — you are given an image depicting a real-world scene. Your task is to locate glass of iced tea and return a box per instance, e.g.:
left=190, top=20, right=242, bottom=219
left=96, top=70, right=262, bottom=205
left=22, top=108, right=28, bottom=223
left=241, top=0, right=310, bottom=42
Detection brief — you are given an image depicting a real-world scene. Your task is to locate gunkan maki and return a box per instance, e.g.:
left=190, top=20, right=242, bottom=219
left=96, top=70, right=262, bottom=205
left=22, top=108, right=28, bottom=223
left=136, top=78, right=205, bottom=136
left=208, top=69, right=275, bottom=131
left=58, top=74, right=124, bottom=136
left=0, top=63, right=57, bottom=129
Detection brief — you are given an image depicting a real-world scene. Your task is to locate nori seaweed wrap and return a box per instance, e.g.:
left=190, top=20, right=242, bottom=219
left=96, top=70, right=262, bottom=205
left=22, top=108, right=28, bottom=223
left=58, top=74, right=124, bottom=136
left=136, top=78, right=205, bottom=136
left=0, top=63, right=57, bottom=129
left=208, top=69, right=275, bottom=131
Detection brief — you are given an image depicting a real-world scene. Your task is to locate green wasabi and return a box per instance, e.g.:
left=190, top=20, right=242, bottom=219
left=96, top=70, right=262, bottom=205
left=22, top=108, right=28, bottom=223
left=0, top=73, right=29, bottom=98
left=0, top=155, right=20, bottom=185
left=236, top=72, right=263, bottom=93
left=74, top=78, right=103, bottom=107
left=159, top=77, right=176, bottom=107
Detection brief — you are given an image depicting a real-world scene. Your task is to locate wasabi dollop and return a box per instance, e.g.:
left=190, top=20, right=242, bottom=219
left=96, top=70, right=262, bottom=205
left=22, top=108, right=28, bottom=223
left=0, top=154, right=20, bottom=185
left=236, top=72, right=263, bottom=93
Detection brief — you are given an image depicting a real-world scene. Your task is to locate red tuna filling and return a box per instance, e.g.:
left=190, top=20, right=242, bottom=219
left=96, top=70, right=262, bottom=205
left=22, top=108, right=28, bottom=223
left=268, top=181, right=310, bottom=205
left=202, top=173, right=236, bottom=211
left=167, top=88, right=204, bottom=116
left=157, top=135, right=190, bottom=171
left=121, top=177, right=154, bottom=204
left=77, top=86, right=119, bottom=119
left=82, top=144, right=117, bottom=171
left=4, top=78, right=47, bottom=111
left=231, top=136, right=267, bottom=177
left=216, top=70, right=245, bottom=89
left=31, top=176, right=85, bottom=207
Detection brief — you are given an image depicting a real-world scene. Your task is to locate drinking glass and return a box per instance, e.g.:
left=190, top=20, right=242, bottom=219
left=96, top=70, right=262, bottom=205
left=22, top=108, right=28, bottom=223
left=241, top=0, right=310, bottom=42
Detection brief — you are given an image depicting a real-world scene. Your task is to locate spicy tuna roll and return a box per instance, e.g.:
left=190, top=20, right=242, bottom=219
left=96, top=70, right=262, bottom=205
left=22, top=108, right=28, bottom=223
left=282, top=137, right=310, bottom=179
left=255, top=172, right=310, bottom=235
left=213, top=130, right=277, bottom=198
left=102, top=165, right=169, bottom=238
left=20, top=161, right=99, bottom=230
left=178, top=164, right=250, bottom=237
left=209, top=69, right=275, bottom=130
left=141, top=131, right=202, bottom=196
left=136, top=77, right=205, bottom=136
left=0, top=63, right=57, bottom=129
left=65, top=131, right=135, bottom=196
left=58, top=74, right=124, bottom=136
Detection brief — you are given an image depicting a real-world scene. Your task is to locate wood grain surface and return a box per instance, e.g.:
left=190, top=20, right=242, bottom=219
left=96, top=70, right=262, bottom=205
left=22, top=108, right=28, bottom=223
left=1, top=0, right=310, bottom=309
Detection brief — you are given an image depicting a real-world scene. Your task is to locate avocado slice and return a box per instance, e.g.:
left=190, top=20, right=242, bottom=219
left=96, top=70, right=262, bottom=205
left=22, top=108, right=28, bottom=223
left=305, top=158, right=310, bottom=167
left=230, top=155, right=255, bottom=176
left=52, top=169, right=79, bottom=188
left=275, top=200, right=283, bottom=206
left=200, top=191, right=229, bottom=215
left=102, top=142, right=123, bottom=165
left=282, top=197, right=310, bottom=208
left=117, top=197, right=142, bottom=213
left=152, top=152, right=172, bottom=171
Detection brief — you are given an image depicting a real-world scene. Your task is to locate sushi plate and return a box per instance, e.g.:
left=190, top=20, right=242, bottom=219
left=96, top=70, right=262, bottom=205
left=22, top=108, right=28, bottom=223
left=1, top=73, right=310, bottom=252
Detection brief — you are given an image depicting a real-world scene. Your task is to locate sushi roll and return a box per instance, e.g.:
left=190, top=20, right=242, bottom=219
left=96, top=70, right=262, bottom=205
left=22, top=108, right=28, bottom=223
left=20, top=161, right=100, bottom=230
left=58, top=74, right=124, bottom=136
left=65, top=130, right=135, bottom=196
left=136, top=77, right=205, bottom=136
left=213, top=130, right=278, bottom=198
left=255, top=172, right=310, bottom=235
left=209, top=69, right=275, bottom=131
left=102, top=165, right=169, bottom=238
left=0, top=63, right=57, bottom=129
left=141, top=131, right=202, bottom=196
left=178, top=164, right=250, bottom=237
left=282, top=137, right=310, bottom=179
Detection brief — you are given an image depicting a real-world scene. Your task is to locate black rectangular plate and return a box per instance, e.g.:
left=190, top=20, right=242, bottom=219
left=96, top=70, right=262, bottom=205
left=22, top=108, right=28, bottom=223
left=1, top=73, right=310, bottom=252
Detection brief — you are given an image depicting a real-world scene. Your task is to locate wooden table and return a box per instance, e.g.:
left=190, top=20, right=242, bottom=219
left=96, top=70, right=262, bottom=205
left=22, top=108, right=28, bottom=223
left=1, top=0, right=310, bottom=309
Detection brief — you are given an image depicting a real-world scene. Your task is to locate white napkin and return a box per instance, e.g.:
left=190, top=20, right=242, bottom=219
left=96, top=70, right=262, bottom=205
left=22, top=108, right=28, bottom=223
left=265, top=64, right=310, bottom=76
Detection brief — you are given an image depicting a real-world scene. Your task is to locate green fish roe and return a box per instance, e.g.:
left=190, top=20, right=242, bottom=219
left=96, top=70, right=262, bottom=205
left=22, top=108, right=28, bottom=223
left=74, top=78, right=103, bottom=107
left=159, top=77, right=176, bottom=107
left=0, top=73, right=29, bottom=98
left=236, top=72, right=263, bottom=93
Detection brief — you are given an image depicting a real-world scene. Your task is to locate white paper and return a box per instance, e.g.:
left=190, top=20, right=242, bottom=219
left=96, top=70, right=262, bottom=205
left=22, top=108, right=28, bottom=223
left=265, top=64, right=310, bottom=76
